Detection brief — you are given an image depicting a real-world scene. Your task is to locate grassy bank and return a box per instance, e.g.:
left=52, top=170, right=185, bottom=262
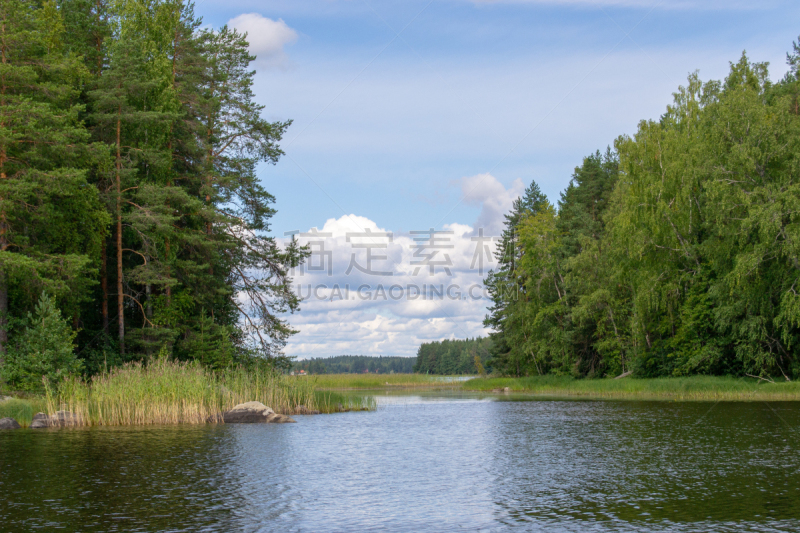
left=0, top=358, right=372, bottom=428
left=463, top=375, right=800, bottom=401
left=307, top=373, right=462, bottom=390
left=0, top=397, right=48, bottom=425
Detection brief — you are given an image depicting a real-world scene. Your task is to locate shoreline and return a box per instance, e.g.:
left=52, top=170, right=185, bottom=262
left=6, top=374, right=799, bottom=429
left=303, top=374, right=800, bottom=400
left=461, top=376, right=800, bottom=401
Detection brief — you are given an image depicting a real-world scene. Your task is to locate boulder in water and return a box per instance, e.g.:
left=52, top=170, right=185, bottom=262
left=29, top=410, right=81, bottom=428
left=222, top=401, right=295, bottom=424
left=0, top=417, right=21, bottom=429
left=29, top=412, right=51, bottom=429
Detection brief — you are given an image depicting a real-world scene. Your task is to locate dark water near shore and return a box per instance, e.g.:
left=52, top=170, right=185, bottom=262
left=2, top=393, right=800, bottom=532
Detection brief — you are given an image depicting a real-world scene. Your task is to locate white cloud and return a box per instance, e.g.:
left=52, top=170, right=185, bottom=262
left=459, top=174, right=525, bottom=236
left=277, top=205, right=526, bottom=357
left=228, top=13, right=297, bottom=66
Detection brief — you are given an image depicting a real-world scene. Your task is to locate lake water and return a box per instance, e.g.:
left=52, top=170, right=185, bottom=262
left=2, top=392, right=800, bottom=532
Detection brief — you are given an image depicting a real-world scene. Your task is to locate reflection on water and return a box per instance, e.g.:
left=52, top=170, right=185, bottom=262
left=1, top=394, right=799, bottom=532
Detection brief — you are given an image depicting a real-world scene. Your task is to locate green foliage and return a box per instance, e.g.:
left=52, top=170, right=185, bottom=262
left=0, top=0, right=307, bottom=374
left=0, top=0, right=109, bottom=339
left=483, top=44, right=800, bottom=380
left=1, top=293, right=80, bottom=391
left=175, top=312, right=235, bottom=370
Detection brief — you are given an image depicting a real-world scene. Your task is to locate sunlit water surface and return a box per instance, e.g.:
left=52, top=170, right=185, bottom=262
left=2, top=392, right=800, bottom=532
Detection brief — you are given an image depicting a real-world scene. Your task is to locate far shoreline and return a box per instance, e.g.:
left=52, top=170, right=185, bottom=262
left=311, top=373, right=800, bottom=401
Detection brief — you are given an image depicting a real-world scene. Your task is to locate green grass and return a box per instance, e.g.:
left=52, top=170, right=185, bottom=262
left=0, top=397, right=48, bottom=426
left=314, top=390, right=377, bottom=412
left=1, top=358, right=369, bottom=427
left=305, top=373, right=461, bottom=390
left=463, top=375, right=800, bottom=400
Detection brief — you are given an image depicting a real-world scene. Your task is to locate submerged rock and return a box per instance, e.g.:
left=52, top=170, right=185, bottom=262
left=222, top=401, right=296, bottom=424
left=0, top=417, right=21, bottom=429
left=29, top=410, right=81, bottom=428
left=294, top=405, right=320, bottom=415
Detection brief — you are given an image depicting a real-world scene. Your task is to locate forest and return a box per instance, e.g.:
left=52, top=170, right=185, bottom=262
left=413, top=337, right=491, bottom=375
left=0, top=0, right=307, bottom=391
left=292, top=355, right=416, bottom=374
left=484, top=41, right=800, bottom=379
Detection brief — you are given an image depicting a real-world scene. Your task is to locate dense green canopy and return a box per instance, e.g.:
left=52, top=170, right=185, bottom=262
left=0, top=0, right=306, bottom=388
left=485, top=42, right=800, bottom=380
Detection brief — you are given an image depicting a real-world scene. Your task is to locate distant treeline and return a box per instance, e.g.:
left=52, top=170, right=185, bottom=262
left=293, top=356, right=416, bottom=374
left=413, top=338, right=491, bottom=375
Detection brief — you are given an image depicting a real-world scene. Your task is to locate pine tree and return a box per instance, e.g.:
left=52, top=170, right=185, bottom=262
left=88, top=0, right=180, bottom=355
left=483, top=181, right=547, bottom=375
left=1, top=292, right=80, bottom=391
left=190, top=25, right=307, bottom=365
left=0, top=0, right=108, bottom=356
left=0, top=0, right=307, bottom=371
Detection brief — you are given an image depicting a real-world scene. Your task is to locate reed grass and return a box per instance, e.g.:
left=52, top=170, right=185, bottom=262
left=463, top=375, right=800, bottom=401
left=307, top=373, right=456, bottom=390
left=2, top=358, right=331, bottom=428
left=314, top=390, right=377, bottom=412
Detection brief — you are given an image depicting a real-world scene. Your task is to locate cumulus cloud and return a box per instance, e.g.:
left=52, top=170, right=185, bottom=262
left=459, top=173, right=525, bottom=236
left=278, top=212, right=501, bottom=358
left=228, top=13, right=297, bottom=66
left=275, top=177, right=532, bottom=357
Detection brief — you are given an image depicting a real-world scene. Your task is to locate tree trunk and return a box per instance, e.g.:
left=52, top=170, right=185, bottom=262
left=0, top=19, right=7, bottom=357
left=101, top=243, right=109, bottom=333
left=165, top=237, right=171, bottom=304
left=116, top=107, right=124, bottom=355
left=0, top=271, right=6, bottom=360
left=94, top=3, right=107, bottom=336
left=206, top=136, right=213, bottom=236
left=145, top=283, right=152, bottom=319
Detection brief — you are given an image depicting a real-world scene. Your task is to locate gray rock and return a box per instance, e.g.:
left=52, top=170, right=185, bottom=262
left=222, top=401, right=295, bottom=424
left=294, top=405, right=320, bottom=415
left=29, top=412, right=51, bottom=429
left=268, top=413, right=296, bottom=423
left=0, top=417, right=21, bottom=429
left=28, top=410, right=80, bottom=429
left=50, top=410, right=80, bottom=427
left=0, top=395, right=13, bottom=402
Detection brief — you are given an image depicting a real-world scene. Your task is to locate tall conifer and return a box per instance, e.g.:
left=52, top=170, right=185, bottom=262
left=0, top=0, right=108, bottom=355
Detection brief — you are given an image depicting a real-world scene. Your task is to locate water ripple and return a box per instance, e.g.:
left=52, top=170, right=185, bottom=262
left=1, top=396, right=799, bottom=532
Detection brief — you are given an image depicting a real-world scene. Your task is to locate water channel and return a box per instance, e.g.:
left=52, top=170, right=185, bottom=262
left=2, top=392, right=799, bottom=531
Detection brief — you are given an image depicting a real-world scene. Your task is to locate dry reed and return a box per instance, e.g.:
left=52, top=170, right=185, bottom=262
left=41, top=357, right=319, bottom=427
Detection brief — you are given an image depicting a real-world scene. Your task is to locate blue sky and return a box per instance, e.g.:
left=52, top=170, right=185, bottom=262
left=199, top=0, right=799, bottom=358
